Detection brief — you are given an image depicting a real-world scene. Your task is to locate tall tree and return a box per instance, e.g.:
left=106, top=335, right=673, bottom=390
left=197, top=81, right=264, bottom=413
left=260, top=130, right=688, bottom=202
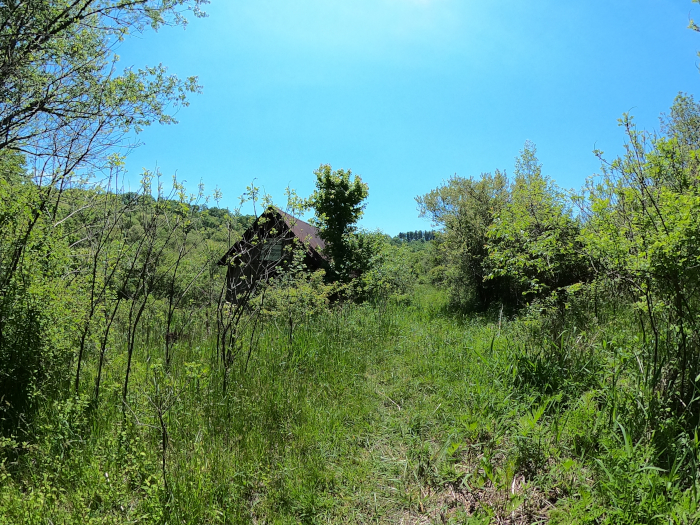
left=308, top=164, right=369, bottom=277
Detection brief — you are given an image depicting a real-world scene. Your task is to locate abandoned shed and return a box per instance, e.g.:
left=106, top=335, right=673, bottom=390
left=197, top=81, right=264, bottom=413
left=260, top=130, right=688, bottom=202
left=217, top=207, right=327, bottom=302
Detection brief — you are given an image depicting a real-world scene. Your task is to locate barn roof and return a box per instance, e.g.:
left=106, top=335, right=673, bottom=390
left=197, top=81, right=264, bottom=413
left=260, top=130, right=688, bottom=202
left=275, top=208, right=325, bottom=253
left=218, top=207, right=326, bottom=265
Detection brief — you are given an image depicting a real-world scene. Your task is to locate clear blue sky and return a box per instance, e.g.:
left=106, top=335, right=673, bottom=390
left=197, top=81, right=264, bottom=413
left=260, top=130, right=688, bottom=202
left=118, top=0, right=700, bottom=235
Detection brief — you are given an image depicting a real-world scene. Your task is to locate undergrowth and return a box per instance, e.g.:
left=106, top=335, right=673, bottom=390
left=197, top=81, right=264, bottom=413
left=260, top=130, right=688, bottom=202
left=1, top=286, right=699, bottom=524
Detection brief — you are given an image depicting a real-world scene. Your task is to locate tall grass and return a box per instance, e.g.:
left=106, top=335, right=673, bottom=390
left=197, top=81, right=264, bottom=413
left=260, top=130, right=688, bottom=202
left=1, top=286, right=699, bottom=523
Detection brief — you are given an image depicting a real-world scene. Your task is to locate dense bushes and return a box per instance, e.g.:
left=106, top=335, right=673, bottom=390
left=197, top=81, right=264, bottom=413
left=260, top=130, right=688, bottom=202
left=416, top=171, right=510, bottom=310
left=486, top=142, right=590, bottom=306
left=581, top=96, right=700, bottom=435
left=0, top=153, right=76, bottom=432
left=345, top=230, right=423, bottom=302
left=417, top=143, right=591, bottom=312
left=0, top=162, right=254, bottom=430
left=413, top=93, right=700, bottom=519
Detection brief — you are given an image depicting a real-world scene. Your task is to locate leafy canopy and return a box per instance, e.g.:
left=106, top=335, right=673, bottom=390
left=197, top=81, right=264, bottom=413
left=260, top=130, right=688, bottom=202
left=308, top=163, right=369, bottom=275
left=0, top=0, right=207, bottom=168
left=416, top=171, right=509, bottom=310
left=487, top=141, right=588, bottom=303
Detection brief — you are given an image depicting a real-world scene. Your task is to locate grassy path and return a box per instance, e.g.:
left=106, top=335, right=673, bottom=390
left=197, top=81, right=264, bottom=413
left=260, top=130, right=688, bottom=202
left=0, top=295, right=588, bottom=524
left=307, top=299, right=549, bottom=524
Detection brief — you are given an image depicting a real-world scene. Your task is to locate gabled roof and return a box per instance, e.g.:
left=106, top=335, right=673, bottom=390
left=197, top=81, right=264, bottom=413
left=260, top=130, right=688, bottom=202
left=218, top=207, right=326, bottom=265
left=275, top=208, right=325, bottom=253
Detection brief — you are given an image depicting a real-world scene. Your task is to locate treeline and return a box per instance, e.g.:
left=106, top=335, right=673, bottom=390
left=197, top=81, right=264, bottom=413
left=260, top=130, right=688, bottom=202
left=394, top=230, right=437, bottom=242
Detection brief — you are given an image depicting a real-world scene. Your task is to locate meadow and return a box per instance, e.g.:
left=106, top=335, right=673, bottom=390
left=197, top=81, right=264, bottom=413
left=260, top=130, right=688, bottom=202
left=1, top=285, right=698, bottom=524
left=4, top=3, right=700, bottom=523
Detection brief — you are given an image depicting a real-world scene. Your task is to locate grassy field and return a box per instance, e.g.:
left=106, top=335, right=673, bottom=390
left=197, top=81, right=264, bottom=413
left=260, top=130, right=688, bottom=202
left=1, top=286, right=699, bottom=524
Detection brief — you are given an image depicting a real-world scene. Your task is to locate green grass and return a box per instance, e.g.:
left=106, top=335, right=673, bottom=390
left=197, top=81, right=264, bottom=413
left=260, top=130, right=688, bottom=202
left=1, top=286, right=699, bottom=523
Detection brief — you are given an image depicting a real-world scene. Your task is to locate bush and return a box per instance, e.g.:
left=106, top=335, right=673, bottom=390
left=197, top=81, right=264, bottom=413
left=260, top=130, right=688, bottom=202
left=486, top=141, right=590, bottom=307
left=257, top=270, right=332, bottom=341
left=416, top=171, right=509, bottom=311
left=0, top=163, right=76, bottom=434
left=351, top=233, right=422, bottom=303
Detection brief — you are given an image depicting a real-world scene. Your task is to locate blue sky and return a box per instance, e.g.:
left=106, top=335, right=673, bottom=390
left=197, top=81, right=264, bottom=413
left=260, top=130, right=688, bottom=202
left=118, top=0, right=700, bottom=235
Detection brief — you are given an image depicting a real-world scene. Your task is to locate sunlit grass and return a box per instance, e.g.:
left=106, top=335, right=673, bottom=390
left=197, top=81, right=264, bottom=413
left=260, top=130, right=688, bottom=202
left=1, top=286, right=699, bottom=523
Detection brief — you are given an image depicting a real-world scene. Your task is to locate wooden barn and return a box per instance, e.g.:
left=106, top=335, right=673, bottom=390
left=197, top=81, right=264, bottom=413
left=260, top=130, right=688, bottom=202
left=217, top=207, right=327, bottom=302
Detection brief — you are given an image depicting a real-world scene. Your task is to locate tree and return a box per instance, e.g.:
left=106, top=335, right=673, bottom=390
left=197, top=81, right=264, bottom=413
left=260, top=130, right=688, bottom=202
left=0, top=0, right=207, bottom=429
left=0, top=0, right=208, bottom=325
left=486, top=141, right=589, bottom=305
left=307, top=164, right=369, bottom=277
left=417, top=171, right=509, bottom=310
left=0, top=0, right=207, bottom=170
left=582, top=99, right=700, bottom=417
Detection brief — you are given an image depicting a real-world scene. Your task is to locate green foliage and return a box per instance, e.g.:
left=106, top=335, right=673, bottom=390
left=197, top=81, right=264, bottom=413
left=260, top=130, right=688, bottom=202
left=582, top=95, right=700, bottom=429
left=5, top=4, right=700, bottom=521
left=0, top=0, right=213, bottom=429
left=0, top=0, right=207, bottom=166
left=416, top=171, right=509, bottom=310
left=418, top=143, right=591, bottom=312
left=350, top=231, right=422, bottom=303
left=258, top=270, right=332, bottom=341
left=0, top=276, right=699, bottom=522
left=308, top=164, right=369, bottom=277
left=0, top=153, right=75, bottom=432
left=486, top=141, right=590, bottom=305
